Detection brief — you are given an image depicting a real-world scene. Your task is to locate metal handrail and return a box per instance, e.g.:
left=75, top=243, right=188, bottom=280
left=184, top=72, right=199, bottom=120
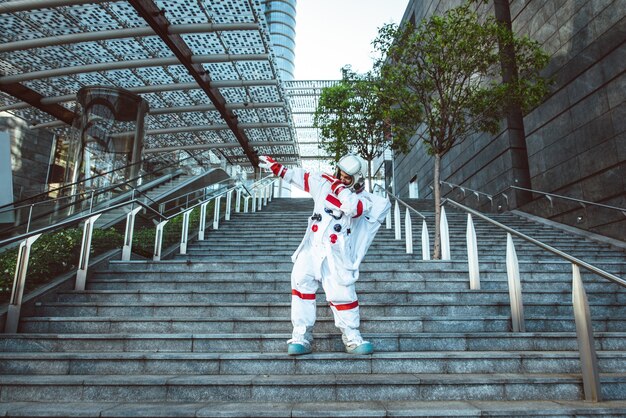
left=0, top=175, right=280, bottom=250
left=0, top=199, right=160, bottom=249
left=440, top=181, right=494, bottom=202
left=373, top=184, right=426, bottom=219
left=0, top=150, right=209, bottom=212
left=0, top=172, right=171, bottom=216
left=157, top=178, right=233, bottom=208
left=509, top=185, right=626, bottom=215
left=2, top=176, right=279, bottom=333
left=440, top=181, right=626, bottom=217
left=443, top=198, right=626, bottom=288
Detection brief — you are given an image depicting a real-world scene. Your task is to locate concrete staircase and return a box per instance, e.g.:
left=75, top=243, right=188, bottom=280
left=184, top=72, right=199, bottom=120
left=1, top=197, right=626, bottom=417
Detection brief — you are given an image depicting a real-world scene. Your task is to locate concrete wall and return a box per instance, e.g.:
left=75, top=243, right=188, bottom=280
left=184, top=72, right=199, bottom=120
left=394, top=0, right=625, bottom=240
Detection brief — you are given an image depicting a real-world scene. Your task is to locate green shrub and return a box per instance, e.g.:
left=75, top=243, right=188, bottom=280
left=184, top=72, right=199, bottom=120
left=0, top=197, right=226, bottom=303
left=0, top=226, right=123, bottom=303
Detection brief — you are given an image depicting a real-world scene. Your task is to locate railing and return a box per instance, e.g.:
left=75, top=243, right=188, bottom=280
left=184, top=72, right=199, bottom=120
left=373, top=185, right=432, bottom=260
left=509, top=185, right=626, bottom=217
left=443, top=197, right=625, bottom=403
left=374, top=184, right=625, bottom=402
left=0, top=150, right=226, bottom=238
left=0, top=150, right=212, bottom=212
left=2, top=174, right=280, bottom=335
left=440, top=181, right=626, bottom=217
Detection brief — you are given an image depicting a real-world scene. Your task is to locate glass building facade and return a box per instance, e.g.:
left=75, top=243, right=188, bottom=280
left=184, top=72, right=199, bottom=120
left=262, top=0, right=297, bottom=80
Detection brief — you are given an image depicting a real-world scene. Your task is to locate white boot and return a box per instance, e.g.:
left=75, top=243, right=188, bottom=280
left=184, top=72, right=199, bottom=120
left=341, top=330, right=373, bottom=355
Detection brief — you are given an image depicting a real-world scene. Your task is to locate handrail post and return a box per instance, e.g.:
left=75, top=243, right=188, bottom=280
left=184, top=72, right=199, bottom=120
left=213, top=195, right=222, bottom=230
left=421, top=219, right=430, bottom=260
left=440, top=206, right=451, bottom=260
left=236, top=189, right=242, bottom=213
left=268, top=182, right=274, bottom=202
left=263, top=185, right=269, bottom=206
left=257, top=190, right=263, bottom=211
left=506, top=233, right=525, bottom=332
left=405, top=208, right=413, bottom=254
left=75, top=214, right=102, bottom=291
left=572, top=264, right=602, bottom=402
left=394, top=200, right=401, bottom=240
left=225, top=190, right=233, bottom=221
left=466, top=213, right=480, bottom=290
left=385, top=208, right=392, bottom=230
left=26, top=204, right=34, bottom=233
left=252, top=193, right=257, bottom=213
left=153, top=219, right=169, bottom=261
left=198, top=201, right=210, bottom=240
left=244, top=196, right=250, bottom=213
left=179, top=209, right=192, bottom=255
left=121, top=207, right=142, bottom=261
left=5, top=234, right=41, bottom=333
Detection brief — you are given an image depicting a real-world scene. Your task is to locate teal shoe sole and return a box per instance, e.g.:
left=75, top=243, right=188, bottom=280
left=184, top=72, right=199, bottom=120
left=346, top=341, right=374, bottom=355
left=287, top=343, right=312, bottom=356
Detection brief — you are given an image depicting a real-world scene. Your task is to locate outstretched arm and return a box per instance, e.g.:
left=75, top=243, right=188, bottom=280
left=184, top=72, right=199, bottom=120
left=259, top=155, right=313, bottom=193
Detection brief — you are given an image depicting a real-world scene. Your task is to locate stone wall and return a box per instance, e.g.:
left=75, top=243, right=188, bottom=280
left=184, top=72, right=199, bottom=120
left=394, top=0, right=625, bottom=240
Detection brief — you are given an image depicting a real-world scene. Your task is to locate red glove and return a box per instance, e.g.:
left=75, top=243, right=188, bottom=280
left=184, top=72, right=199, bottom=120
left=330, top=177, right=347, bottom=196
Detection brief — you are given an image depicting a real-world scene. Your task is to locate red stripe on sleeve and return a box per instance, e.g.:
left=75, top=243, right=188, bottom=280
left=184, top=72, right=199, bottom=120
left=325, top=194, right=341, bottom=208
left=304, top=172, right=310, bottom=192
left=329, top=300, right=359, bottom=310
left=353, top=200, right=364, bottom=218
left=292, top=289, right=316, bottom=300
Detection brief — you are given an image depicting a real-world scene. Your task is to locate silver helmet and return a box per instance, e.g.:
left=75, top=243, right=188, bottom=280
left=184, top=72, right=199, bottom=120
left=336, top=154, right=366, bottom=191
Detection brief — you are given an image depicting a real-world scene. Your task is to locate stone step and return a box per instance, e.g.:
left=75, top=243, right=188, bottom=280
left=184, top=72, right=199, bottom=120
left=176, top=248, right=624, bottom=260
left=0, top=373, right=624, bottom=402
left=3, top=332, right=626, bottom=353
left=54, top=289, right=626, bottom=305
left=1, top=399, right=625, bottom=417
left=33, top=301, right=626, bottom=318
left=1, top=351, right=625, bottom=375
left=200, top=227, right=596, bottom=243
left=85, top=276, right=624, bottom=293
left=18, top=315, right=626, bottom=334
left=187, top=233, right=612, bottom=246
left=103, top=259, right=626, bottom=276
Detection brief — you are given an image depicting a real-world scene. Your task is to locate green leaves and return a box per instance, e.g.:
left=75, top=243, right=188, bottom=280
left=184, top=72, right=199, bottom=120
left=313, top=66, right=391, bottom=165
left=373, top=1, right=550, bottom=157
left=0, top=227, right=123, bottom=302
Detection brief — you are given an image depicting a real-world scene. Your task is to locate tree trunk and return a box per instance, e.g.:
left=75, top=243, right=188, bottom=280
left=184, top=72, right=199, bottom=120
left=433, top=153, right=441, bottom=260
left=367, top=159, right=373, bottom=192
left=494, top=0, right=532, bottom=208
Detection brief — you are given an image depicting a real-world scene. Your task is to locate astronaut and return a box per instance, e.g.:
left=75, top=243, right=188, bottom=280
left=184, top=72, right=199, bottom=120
left=258, top=154, right=390, bottom=356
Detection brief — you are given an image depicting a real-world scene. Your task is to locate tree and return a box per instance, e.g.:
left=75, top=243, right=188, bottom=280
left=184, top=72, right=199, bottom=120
left=313, top=66, right=391, bottom=191
left=373, top=1, right=550, bottom=259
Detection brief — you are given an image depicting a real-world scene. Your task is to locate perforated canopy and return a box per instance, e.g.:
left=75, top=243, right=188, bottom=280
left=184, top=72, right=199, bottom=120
left=0, top=0, right=301, bottom=170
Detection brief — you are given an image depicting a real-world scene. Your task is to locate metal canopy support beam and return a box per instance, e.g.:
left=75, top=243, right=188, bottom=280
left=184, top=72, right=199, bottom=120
left=0, top=54, right=269, bottom=85
left=0, top=82, right=75, bottom=125
left=29, top=102, right=287, bottom=129
left=150, top=101, right=286, bottom=115
left=0, top=80, right=280, bottom=112
left=145, top=141, right=295, bottom=154
left=0, top=0, right=98, bottom=14
left=145, top=123, right=290, bottom=136
left=129, top=0, right=259, bottom=167
left=0, top=23, right=260, bottom=53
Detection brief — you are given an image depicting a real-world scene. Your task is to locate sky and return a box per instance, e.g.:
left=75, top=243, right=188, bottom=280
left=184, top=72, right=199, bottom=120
left=293, top=0, right=409, bottom=80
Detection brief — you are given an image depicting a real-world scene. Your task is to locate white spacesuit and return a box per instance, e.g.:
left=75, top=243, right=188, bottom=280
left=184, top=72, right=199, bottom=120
left=259, top=154, right=391, bottom=356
